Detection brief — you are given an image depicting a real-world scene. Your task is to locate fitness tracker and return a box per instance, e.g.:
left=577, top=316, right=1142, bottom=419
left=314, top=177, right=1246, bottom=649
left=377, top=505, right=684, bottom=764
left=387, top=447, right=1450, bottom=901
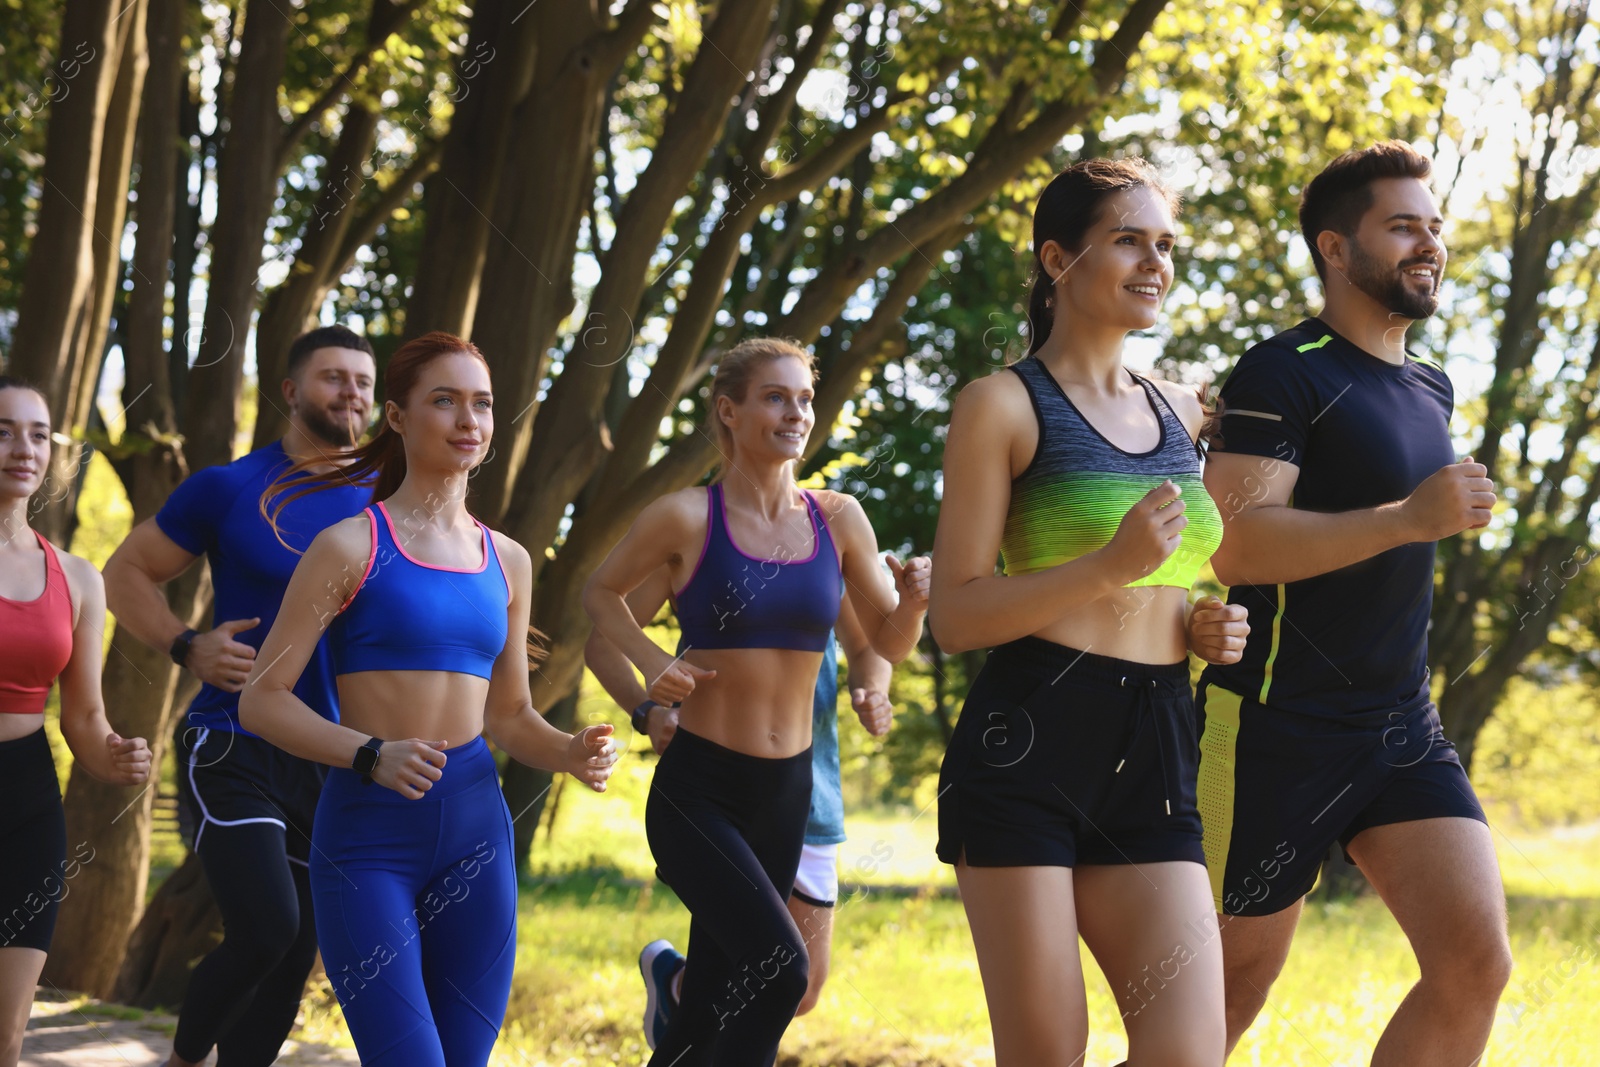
left=352, top=736, right=383, bottom=782
left=631, top=700, right=658, bottom=735
left=169, top=628, right=198, bottom=668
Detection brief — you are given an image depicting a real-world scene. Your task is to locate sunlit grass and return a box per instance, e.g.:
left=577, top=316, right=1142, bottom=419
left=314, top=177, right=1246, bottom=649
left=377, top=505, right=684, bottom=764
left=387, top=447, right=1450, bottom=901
left=289, top=807, right=1600, bottom=1066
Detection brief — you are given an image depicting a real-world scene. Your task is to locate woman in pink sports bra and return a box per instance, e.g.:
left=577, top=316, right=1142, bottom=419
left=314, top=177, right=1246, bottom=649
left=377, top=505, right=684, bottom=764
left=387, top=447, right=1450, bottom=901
left=0, top=378, right=151, bottom=1067
left=584, top=337, right=931, bottom=1067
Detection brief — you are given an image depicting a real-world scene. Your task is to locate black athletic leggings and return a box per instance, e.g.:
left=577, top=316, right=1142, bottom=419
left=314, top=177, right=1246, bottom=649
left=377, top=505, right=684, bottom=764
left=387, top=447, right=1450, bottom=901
left=645, top=727, right=813, bottom=1067
left=171, top=820, right=319, bottom=1066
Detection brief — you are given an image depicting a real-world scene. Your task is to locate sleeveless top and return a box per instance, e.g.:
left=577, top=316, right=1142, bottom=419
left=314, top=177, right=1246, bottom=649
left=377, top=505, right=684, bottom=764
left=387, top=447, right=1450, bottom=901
left=329, top=501, right=510, bottom=679
left=0, top=531, right=74, bottom=714
left=674, top=483, right=843, bottom=652
left=1000, top=357, right=1223, bottom=590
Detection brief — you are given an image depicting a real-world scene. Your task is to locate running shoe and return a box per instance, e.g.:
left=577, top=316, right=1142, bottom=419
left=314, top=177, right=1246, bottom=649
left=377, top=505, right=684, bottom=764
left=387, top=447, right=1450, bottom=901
left=639, top=938, right=686, bottom=1051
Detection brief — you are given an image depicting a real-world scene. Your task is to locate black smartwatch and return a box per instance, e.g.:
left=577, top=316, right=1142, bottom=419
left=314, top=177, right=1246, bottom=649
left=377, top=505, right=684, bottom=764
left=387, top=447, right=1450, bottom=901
left=352, top=737, right=383, bottom=782
left=631, top=700, right=658, bottom=734
left=169, top=628, right=198, bottom=668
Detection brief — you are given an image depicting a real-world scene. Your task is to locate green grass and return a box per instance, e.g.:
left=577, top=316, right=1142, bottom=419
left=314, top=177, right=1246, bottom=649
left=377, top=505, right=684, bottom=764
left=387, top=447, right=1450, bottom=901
left=288, top=801, right=1600, bottom=1066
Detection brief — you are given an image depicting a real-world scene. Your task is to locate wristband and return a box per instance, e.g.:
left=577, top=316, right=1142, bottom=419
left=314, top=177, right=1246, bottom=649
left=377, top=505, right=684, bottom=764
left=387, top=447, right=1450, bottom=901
left=631, top=700, right=657, bottom=735
left=352, top=737, right=383, bottom=783
left=169, top=628, right=198, bottom=668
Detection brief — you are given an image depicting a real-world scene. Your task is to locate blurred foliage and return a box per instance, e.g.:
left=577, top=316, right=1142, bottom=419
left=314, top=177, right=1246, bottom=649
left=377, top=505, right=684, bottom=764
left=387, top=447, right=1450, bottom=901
left=1475, top=679, right=1600, bottom=827
left=0, top=0, right=66, bottom=324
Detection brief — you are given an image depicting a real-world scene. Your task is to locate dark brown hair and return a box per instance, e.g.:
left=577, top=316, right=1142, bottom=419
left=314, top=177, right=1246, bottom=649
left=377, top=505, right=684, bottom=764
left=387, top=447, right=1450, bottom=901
left=1299, top=140, right=1433, bottom=282
left=285, top=324, right=375, bottom=381
left=0, top=375, right=47, bottom=409
left=1025, top=157, right=1181, bottom=357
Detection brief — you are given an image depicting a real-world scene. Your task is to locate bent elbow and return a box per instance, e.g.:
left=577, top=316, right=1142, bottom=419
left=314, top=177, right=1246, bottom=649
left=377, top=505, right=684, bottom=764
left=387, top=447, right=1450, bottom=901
left=236, top=694, right=260, bottom=735
left=100, top=558, right=133, bottom=618
left=1209, top=557, right=1241, bottom=589
left=927, top=612, right=973, bottom=657
left=582, top=630, right=605, bottom=671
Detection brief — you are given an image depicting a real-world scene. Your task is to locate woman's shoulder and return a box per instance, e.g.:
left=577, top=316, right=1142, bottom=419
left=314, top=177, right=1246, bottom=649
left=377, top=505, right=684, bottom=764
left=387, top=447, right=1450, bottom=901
left=642, top=485, right=713, bottom=529
left=807, top=487, right=865, bottom=528
left=1144, top=374, right=1205, bottom=441
left=306, top=511, right=376, bottom=560
left=947, top=363, right=1036, bottom=447
left=50, top=541, right=98, bottom=583
left=487, top=528, right=531, bottom=572
left=51, top=543, right=102, bottom=619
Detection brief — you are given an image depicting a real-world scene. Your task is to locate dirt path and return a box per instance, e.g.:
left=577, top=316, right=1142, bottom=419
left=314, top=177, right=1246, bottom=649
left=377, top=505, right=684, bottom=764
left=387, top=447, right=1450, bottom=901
left=22, top=993, right=358, bottom=1066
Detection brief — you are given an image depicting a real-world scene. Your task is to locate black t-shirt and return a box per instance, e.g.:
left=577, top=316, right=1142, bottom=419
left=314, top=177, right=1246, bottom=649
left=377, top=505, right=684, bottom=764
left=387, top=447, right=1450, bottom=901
left=1201, top=318, right=1456, bottom=718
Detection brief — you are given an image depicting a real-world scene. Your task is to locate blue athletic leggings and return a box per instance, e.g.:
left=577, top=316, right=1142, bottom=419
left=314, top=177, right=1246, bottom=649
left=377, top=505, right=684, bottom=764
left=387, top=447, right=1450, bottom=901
left=310, top=736, right=517, bottom=1066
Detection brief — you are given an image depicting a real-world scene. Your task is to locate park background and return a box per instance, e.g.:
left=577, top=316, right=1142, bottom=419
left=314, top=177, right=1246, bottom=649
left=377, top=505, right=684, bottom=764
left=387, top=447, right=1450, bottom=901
left=2, top=0, right=1599, bottom=1062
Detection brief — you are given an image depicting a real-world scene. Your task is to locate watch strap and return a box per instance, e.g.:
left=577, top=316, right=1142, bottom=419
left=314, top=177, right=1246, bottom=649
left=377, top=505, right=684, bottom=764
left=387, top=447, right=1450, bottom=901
left=353, top=736, right=383, bottom=782
left=631, top=700, right=656, bottom=734
left=169, top=628, right=198, bottom=667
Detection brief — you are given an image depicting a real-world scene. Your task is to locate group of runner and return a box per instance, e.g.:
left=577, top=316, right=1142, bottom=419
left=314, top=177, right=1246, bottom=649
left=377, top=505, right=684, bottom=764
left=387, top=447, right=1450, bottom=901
left=0, top=138, right=1510, bottom=1067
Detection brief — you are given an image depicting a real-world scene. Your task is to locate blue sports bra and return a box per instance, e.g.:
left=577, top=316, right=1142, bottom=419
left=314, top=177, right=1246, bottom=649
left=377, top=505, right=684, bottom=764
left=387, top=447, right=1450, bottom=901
left=673, top=483, right=842, bottom=653
left=328, top=501, right=510, bottom=679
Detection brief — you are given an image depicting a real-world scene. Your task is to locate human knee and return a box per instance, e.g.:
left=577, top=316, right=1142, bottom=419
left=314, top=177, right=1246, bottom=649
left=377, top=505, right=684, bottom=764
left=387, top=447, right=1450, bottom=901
left=0, top=1022, right=22, bottom=1066
left=220, top=910, right=300, bottom=971
left=738, top=940, right=809, bottom=1013
left=795, top=957, right=828, bottom=1016
left=1424, top=926, right=1513, bottom=1003
left=770, top=941, right=810, bottom=1009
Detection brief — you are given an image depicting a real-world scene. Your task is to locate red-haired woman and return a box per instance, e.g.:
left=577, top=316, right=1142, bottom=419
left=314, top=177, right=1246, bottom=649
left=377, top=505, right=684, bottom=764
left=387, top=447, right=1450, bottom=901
left=584, top=337, right=931, bottom=1067
left=0, top=377, right=150, bottom=1067
left=238, top=333, right=617, bottom=1066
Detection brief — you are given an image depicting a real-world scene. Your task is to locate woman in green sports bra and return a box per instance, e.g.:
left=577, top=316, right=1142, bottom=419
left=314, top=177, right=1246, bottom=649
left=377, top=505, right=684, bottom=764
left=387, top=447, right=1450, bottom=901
left=928, top=157, right=1248, bottom=1067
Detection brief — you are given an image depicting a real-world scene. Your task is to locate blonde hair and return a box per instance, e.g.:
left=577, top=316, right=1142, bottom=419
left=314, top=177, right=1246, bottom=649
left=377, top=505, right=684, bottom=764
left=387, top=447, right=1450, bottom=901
left=706, top=337, right=817, bottom=481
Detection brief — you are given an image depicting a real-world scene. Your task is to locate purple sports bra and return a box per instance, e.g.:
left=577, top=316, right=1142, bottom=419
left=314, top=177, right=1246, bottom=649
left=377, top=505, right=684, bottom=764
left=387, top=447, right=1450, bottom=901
left=673, top=483, right=842, bottom=653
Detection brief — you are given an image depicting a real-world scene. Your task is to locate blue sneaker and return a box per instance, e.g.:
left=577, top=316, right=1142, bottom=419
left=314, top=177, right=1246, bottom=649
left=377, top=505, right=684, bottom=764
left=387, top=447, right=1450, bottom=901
left=639, top=939, right=686, bottom=1050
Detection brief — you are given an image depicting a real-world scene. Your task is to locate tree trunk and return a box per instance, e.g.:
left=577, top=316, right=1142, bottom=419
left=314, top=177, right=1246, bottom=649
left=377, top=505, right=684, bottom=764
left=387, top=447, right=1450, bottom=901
left=402, top=0, right=541, bottom=340
left=250, top=103, right=383, bottom=447
left=8, top=0, right=131, bottom=543
left=78, top=0, right=149, bottom=426
left=504, top=688, right=580, bottom=871
left=469, top=0, right=626, bottom=526
left=111, top=852, right=221, bottom=1008
left=45, top=0, right=206, bottom=996
left=497, top=0, right=779, bottom=545
left=182, top=0, right=294, bottom=472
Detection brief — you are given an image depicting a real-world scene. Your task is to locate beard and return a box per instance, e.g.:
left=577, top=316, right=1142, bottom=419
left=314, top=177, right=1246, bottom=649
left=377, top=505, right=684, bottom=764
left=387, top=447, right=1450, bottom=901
left=300, top=402, right=366, bottom=449
left=1344, top=238, right=1440, bottom=320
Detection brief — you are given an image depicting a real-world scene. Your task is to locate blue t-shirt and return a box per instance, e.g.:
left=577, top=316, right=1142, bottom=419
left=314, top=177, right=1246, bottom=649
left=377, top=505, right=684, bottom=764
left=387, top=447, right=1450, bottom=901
left=155, top=441, right=372, bottom=733
left=1201, top=318, right=1456, bottom=718
left=806, top=630, right=844, bottom=845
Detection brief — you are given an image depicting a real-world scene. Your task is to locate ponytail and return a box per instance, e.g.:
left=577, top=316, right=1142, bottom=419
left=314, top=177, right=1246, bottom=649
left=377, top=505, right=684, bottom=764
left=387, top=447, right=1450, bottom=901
left=1024, top=271, right=1055, bottom=357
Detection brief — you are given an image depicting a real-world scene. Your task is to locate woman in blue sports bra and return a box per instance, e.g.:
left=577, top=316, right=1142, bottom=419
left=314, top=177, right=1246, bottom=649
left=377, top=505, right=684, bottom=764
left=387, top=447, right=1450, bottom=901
left=239, top=332, right=617, bottom=1067
left=584, top=337, right=931, bottom=1067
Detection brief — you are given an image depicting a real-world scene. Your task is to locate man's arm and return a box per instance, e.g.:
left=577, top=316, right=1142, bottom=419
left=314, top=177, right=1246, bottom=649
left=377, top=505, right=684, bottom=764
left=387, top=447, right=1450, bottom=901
left=583, top=567, right=678, bottom=753
left=1205, top=452, right=1494, bottom=587
left=835, top=593, right=894, bottom=738
left=104, top=519, right=261, bottom=690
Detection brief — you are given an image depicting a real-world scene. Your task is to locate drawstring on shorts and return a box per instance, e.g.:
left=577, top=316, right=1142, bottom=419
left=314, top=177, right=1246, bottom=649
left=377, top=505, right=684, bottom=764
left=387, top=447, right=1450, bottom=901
left=1117, top=675, right=1172, bottom=816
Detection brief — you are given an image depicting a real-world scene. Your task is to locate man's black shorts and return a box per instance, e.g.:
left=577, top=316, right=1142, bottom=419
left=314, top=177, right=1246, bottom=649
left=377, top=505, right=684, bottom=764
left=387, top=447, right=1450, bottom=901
left=1195, top=680, right=1486, bottom=916
left=174, top=723, right=326, bottom=865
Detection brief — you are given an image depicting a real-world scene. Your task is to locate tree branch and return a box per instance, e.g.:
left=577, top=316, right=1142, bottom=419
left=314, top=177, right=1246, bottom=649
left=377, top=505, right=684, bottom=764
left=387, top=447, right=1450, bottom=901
left=277, top=0, right=425, bottom=173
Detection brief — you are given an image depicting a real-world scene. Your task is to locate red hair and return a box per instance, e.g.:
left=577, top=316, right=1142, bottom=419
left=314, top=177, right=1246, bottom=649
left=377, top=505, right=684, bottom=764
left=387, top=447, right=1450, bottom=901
left=262, top=331, right=489, bottom=538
